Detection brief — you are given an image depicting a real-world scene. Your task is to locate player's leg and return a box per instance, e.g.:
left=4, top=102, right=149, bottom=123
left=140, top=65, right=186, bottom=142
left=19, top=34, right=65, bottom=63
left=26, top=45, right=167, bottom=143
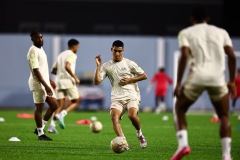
left=33, top=90, right=53, bottom=140
left=208, top=86, right=232, bottom=160
left=110, top=102, right=131, bottom=149
left=127, top=100, right=147, bottom=148
left=155, top=96, right=162, bottom=114
left=160, top=96, right=166, bottom=112
left=34, top=103, right=45, bottom=135
left=45, top=96, right=59, bottom=133
left=52, top=89, right=66, bottom=129
left=63, top=86, right=80, bottom=114
left=171, top=84, right=202, bottom=160
left=231, top=97, right=237, bottom=114
left=110, top=108, right=124, bottom=137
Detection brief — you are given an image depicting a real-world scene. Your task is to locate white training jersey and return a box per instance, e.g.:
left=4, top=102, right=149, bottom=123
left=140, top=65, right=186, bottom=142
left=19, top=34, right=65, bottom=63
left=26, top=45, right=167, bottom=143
left=27, top=45, right=50, bottom=91
left=178, top=23, right=233, bottom=86
left=99, top=58, right=144, bottom=101
left=52, top=50, right=77, bottom=89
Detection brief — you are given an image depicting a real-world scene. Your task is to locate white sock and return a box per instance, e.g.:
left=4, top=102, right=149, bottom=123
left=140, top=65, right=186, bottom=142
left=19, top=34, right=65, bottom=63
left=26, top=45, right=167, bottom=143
left=61, top=110, right=68, bottom=118
left=221, top=137, right=231, bottom=158
left=50, top=119, right=56, bottom=127
left=42, top=120, right=48, bottom=129
left=37, top=128, right=44, bottom=136
left=55, top=113, right=60, bottom=119
left=177, top=130, right=188, bottom=148
left=136, top=129, right=143, bottom=137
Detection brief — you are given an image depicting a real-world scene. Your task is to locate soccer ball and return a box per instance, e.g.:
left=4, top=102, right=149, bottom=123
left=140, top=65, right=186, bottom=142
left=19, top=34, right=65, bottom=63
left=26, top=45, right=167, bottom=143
left=110, top=137, right=128, bottom=154
left=90, top=121, right=103, bottom=133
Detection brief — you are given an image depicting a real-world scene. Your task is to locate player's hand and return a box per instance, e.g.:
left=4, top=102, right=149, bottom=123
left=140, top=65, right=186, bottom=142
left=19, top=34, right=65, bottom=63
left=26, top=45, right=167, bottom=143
left=119, top=77, right=131, bottom=86
left=174, top=83, right=182, bottom=98
left=95, top=55, right=102, bottom=66
left=45, top=85, right=53, bottom=96
left=227, top=81, right=236, bottom=99
left=50, top=79, right=56, bottom=90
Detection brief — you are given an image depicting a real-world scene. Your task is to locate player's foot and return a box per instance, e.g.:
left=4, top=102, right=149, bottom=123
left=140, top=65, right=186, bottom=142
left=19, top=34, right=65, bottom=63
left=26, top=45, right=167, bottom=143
left=171, top=146, right=191, bottom=160
left=222, top=156, right=232, bottom=160
left=57, top=115, right=65, bottom=129
left=38, top=134, right=52, bottom=141
left=125, top=144, right=131, bottom=151
left=33, top=128, right=45, bottom=135
left=155, top=106, right=161, bottom=114
left=138, top=135, right=147, bottom=149
left=48, top=125, right=58, bottom=133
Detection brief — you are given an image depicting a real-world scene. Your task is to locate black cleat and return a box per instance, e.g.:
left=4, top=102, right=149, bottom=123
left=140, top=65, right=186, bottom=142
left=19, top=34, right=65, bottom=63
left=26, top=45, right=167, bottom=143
left=38, top=134, right=52, bottom=141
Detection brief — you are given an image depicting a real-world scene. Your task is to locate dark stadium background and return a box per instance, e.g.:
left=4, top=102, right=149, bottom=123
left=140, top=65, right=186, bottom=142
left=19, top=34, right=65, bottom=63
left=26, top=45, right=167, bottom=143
left=0, top=0, right=239, bottom=36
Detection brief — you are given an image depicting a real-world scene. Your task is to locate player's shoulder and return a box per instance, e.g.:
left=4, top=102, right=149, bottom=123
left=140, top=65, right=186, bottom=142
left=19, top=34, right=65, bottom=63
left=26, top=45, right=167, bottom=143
left=60, top=50, right=72, bottom=56
left=102, top=60, right=113, bottom=67
left=178, top=25, right=192, bottom=34
left=28, top=45, right=43, bottom=55
left=29, top=45, right=38, bottom=52
left=208, top=24, right=227, bottom=32
left=123, top=58, right=135, bottom=64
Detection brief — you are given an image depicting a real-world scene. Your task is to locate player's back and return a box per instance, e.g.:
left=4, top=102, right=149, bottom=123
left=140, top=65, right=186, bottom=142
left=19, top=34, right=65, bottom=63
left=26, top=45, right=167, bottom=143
left=179, top=23, right=232, bottom=86
left=55, top=50, right=73, bottom=78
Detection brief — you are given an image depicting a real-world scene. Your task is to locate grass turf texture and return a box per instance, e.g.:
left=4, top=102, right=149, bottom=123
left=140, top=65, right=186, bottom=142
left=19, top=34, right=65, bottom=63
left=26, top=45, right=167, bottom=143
left=0, top=109, right=239, bottom=160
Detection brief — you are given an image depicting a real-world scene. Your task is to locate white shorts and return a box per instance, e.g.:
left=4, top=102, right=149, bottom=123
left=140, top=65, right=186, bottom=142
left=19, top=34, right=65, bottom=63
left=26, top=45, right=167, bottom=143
left=32, top=88, right=56, bottom=103
left=183, top=82, right=228, bottom=102
left=56, top=86, right=80, bottom=100
left=110, top=99, right=140, bottom=113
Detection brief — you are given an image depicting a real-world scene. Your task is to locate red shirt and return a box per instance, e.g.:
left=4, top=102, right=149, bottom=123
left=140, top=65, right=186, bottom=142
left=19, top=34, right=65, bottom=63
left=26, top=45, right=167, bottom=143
left=151, top=72, right=173, bottom=96
left=235, top=76, right=240, bottom=97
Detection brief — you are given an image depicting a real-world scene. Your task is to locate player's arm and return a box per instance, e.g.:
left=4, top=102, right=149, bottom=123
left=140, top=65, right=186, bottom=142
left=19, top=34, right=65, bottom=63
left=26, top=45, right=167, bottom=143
left=33, top=68, right=53, bottom=96
left=131, top=73, right=147, bottom=83
left=174, top=46, right=189, bottom=98
left=65, top=61, right=80, bottom=84
left=51, top=61, right=57, bottom=75
left=224, top=45, right=236, bottom=98
left=94, top=55, right=103, bottom=85
left=51, top=67, right=57, bottom=75
left=119, top=73, right=147, bottom=86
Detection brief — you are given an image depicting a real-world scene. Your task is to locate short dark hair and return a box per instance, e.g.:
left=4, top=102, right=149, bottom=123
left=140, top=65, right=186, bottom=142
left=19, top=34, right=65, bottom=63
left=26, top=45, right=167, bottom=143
left=112, top=40, right=124, bottom=48
left=191, top=6, right=208, bottom=21
left=68, top=39, right=79, bottom=47
left=159, top=67, right=165, bottom=72
left=30, top=31, right=39, bottom=37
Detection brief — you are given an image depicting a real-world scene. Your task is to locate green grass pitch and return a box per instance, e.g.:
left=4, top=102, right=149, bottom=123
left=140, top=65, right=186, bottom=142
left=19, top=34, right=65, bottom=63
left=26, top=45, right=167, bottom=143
left=0, top=109, right=239, bottom=160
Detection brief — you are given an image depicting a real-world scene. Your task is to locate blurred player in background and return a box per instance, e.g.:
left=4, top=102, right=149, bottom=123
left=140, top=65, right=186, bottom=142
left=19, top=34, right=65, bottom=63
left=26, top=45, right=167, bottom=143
left=172, top=6, right=236, bottom=160
left=231, top=67, right=240, bottom=113
left=27, top=31, right=58, bottom=141
left=146, top=67, right=173, bottom=114
left=94, top=40, right=147, bottom=150
left=48, top=39, right=81, bottom=133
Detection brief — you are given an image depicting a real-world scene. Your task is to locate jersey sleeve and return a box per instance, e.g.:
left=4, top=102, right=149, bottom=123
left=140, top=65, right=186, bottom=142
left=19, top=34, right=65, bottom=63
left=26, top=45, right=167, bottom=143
left=129, top=60, right=144, bottom=75
left=66, top=53, right=77, bottom=64
left=178, top=30, right=189, bottom=48
left=223, top=30, right=233, bottom=47
left=28, top=49, right=39, bottom=69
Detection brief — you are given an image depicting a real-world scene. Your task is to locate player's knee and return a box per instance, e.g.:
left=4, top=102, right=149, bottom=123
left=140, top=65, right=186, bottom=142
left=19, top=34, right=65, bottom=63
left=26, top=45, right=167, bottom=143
left=71, top=98, right=80, bottom=104
left=128, top=113, right=137, bottom=120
